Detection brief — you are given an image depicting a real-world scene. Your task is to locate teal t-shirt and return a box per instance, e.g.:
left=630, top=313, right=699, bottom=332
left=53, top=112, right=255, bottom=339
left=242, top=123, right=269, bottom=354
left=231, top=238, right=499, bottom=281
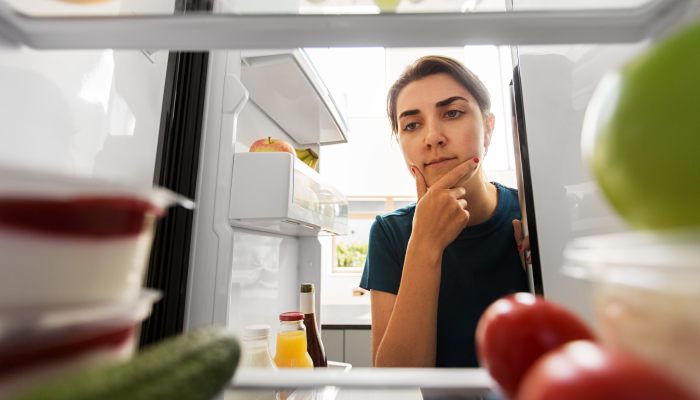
left=359, top=182, right=529, bottom=367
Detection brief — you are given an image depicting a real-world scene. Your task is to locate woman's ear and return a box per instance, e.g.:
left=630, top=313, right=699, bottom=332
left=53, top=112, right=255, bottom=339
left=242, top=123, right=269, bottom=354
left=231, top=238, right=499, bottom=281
left=484, top=112, right=495, bottom=148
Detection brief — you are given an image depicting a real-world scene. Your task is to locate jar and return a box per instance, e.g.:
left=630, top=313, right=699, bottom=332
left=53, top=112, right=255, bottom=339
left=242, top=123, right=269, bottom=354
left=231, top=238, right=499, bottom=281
left=274, top=312, right=313, bottom=369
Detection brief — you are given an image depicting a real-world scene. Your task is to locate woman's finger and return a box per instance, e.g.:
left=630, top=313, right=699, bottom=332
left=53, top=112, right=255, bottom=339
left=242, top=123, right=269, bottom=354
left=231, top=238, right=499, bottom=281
left=431, top=157, right=480, bottom=190
left=520, top=235, right=530, bottom=253
left=450, top=186, right=467, bottom=200
left=457, top=198, right=468, bottom=210
left=411, top=166, right=428, bottom=199
left=512, top=219, right=523, bottom=245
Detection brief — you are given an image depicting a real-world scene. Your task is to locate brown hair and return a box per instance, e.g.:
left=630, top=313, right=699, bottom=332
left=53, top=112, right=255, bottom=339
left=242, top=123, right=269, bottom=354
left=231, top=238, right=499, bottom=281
left=387, top=55, right=491, bottom=136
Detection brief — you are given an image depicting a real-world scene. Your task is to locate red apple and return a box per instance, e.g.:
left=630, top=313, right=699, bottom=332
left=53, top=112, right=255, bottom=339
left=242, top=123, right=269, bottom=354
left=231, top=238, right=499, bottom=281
left=476, top=293, right=595, bottom=399
left=249, top=137, right=295, bottom=154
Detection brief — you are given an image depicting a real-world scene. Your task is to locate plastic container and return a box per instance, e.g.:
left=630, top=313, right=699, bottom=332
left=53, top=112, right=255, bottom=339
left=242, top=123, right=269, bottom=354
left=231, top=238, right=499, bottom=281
left=0, top=289, right=161, bottom=396
left=226, top=325, right=278, bottom=400
left=240, top=324, right=277, bottom=369
left=564, top=229, right=700, bottom=398
left=0, top=166, right=193, bottom=306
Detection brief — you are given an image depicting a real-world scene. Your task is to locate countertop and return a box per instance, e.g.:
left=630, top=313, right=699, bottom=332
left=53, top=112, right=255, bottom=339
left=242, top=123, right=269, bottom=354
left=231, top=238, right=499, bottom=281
left=320, top=295, right=371, bottom=328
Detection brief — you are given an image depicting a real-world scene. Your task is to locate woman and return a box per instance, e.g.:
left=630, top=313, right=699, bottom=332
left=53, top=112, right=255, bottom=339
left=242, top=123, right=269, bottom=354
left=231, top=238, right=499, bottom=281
left=359, top=55, right=530, bottom=368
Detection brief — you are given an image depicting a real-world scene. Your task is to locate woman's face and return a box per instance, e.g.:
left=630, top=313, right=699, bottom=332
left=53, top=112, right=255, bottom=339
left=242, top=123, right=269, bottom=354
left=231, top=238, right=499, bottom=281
left=396, top=73, right=493, bottom=187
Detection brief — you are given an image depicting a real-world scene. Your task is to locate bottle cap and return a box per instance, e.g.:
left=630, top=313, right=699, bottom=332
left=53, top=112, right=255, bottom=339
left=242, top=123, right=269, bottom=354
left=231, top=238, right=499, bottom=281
left=243, top=324, right=270, bottom=339
left=279, top=311, right=304, bottom=321
left=300, top=283, right=314, bottom=293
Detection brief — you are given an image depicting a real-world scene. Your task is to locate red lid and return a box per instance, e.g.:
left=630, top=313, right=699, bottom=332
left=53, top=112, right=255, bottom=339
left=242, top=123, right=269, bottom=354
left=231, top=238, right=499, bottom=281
left=279, top=312, right=304, bottom=321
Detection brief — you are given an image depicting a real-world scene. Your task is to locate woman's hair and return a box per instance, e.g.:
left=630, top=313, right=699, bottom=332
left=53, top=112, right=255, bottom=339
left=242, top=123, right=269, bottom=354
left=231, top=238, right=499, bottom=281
left=387, top=55, right=491, bottom=136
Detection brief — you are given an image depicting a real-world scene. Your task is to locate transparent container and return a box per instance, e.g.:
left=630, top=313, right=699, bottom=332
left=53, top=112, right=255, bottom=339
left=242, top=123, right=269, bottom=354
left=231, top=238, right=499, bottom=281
left=0, top=166, right=192, bottom=307
left=0, top=290, right=161, bottom=397
left=274, top=312, right=313, bottom=369
left=564, top=229, right=700, bottom=398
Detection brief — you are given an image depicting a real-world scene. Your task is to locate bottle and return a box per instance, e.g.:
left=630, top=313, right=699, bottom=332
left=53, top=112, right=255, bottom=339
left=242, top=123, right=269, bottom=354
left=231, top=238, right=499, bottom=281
left=300, top=283, right=327, bottom=367
left=274, top=312, right=314, bottom=368
left=226, top=325, right=277, bottom=400
left=239, top=324, right=277, bottom=369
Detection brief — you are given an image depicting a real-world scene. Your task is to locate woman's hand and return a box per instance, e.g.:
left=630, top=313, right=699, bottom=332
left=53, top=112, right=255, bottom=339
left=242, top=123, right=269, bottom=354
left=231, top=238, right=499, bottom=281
left=410, top=158, right=480, bottom=250
left=512, top=219, right=531, bottom=269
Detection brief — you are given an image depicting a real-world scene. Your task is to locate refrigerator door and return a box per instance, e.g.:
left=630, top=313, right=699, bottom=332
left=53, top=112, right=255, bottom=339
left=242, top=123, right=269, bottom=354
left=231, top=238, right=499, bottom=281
left=511, top=42, right=651, bottom=323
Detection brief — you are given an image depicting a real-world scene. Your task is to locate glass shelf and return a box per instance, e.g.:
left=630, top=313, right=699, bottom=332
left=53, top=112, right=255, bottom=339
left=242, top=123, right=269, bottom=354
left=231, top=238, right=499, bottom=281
left=0, top=0, right=691, bottom=49
left=2, top=0, right=661, bottom=17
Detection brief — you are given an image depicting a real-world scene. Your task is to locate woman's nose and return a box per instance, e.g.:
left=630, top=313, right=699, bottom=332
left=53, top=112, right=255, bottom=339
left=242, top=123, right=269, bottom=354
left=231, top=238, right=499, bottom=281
left=425, top=121, right=446, bottom=148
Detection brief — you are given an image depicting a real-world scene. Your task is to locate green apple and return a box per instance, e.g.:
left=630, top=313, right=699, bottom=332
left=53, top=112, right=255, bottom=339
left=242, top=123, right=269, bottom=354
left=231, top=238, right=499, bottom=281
left=374, top=0, right=401, bottom=13
left=587, top=20, right=700, bottom=230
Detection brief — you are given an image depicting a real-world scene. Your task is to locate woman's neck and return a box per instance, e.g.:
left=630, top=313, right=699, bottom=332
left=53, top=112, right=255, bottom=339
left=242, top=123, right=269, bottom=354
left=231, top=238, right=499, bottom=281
left=462, top=172, right=498, bottom=226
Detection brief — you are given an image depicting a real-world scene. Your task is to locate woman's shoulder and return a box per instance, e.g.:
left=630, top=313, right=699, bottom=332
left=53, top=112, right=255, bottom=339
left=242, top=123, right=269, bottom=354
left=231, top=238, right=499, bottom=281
left=492, top=182, right=521, bottom=221
left=493, top=181, right=518, bottom=196
left=372, top=203, right=416, bottom=234
left=494, top=182, right=519, bottom=204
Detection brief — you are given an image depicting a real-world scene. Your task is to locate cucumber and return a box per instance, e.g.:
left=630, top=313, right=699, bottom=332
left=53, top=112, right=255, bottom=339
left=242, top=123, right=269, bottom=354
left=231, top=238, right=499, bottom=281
left=16, top=327, right=240, bottom=400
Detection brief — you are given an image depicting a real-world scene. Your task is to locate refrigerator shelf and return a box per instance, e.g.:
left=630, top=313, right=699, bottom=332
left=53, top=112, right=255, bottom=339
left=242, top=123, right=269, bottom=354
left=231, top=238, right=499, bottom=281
left=0, top=0, right=692, bottom=49
left=241, top=49, right=348, bottom=146
left=232, top=367, right=493, bottom=397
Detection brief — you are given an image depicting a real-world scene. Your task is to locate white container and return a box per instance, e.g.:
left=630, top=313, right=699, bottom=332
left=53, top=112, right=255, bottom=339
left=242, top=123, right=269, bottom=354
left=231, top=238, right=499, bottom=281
left=239, top=324, right=277, bottom=370
left=229, top=152, right=348, bottom=237
left=0, top=166, right=193, bottom=307
left=0, top=290, right=161, bottom=397
left=564, top=229, right=700, bottom=398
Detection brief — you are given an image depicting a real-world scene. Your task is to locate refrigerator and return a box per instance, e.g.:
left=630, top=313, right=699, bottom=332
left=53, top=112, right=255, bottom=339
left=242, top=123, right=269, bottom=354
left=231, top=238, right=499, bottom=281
left=1, top=0, right=698, bottom=398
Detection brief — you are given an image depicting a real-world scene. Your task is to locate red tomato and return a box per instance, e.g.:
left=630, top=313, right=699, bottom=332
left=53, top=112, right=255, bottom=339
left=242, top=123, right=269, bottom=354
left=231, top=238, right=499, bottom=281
left=519, top=341, right=696, bottom=400
left=475, top=293, right=595, bottom=399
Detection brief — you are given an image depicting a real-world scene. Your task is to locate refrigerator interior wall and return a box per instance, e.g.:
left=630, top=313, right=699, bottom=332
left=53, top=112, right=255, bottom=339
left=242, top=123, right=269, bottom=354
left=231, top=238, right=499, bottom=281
left=186, top=49, right=328, bottom=341
left=0, top=46, right=168, bottom=186
left=515, top=43, right=649, bottom=323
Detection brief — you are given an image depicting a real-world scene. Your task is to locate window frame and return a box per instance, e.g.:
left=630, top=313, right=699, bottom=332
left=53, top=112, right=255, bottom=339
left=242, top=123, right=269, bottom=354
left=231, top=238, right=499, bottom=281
left=331, top=195, right=416, bottom=275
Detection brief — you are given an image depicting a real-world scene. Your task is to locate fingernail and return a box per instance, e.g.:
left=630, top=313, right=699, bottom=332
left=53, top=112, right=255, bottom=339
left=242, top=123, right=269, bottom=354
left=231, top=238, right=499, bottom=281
left=518, top=244, right=522, bottom=251
left=473, top=157, right=479, bottom=164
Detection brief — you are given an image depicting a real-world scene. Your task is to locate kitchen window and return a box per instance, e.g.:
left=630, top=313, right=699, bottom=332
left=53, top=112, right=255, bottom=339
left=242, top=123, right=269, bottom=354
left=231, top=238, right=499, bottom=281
left=331, top=196, right=416, bottom=274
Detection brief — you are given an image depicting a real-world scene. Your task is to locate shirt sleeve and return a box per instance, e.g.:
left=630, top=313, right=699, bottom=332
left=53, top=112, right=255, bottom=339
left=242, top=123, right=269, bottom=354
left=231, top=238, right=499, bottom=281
left=359, top=215, right=403, bottom=294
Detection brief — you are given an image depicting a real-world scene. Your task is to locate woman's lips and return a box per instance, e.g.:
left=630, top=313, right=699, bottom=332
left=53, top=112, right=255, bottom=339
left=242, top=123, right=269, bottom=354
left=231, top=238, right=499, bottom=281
left=425, top=157, right=457, bottom=168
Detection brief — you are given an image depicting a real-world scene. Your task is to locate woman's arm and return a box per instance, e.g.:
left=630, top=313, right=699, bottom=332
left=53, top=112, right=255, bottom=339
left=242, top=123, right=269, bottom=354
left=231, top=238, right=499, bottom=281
left=372, top=158, right=480, bottom=367
left=372, top=240, right=443, bottom=367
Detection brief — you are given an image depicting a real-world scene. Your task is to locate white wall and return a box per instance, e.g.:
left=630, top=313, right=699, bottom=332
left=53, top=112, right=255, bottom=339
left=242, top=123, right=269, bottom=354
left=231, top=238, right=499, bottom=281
left=0, top=0, right=174, bottom=186
left=0, top=46, right=169, bottom=187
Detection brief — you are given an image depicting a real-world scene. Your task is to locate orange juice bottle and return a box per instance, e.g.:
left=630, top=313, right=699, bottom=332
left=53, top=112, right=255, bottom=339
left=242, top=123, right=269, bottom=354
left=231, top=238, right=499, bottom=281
left=274, top=312, right=314, bottom=368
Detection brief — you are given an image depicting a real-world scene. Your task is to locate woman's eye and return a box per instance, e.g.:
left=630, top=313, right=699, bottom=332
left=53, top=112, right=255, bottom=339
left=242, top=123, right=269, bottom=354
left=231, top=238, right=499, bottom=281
left=445, top=109, right=463, bottom=118
left=403, top=122, right=419, bottom=131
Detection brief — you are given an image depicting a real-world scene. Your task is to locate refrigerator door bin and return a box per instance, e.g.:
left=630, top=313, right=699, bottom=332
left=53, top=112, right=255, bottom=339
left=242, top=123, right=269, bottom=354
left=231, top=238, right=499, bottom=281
left=229, top=152, right=348, bottom=236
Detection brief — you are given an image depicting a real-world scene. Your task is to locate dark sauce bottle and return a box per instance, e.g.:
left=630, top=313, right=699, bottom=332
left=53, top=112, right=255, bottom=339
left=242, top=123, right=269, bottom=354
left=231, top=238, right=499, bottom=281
left=300, top=283, right=327, bottom=367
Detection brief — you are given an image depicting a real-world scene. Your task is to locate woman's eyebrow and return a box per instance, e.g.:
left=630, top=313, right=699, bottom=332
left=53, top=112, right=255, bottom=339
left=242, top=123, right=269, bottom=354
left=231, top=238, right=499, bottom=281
left=435, top=96, right=469, bottom=108
left=398, top=96, right=468, bottom=119
left=398, top=109, right=420, bottom=119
